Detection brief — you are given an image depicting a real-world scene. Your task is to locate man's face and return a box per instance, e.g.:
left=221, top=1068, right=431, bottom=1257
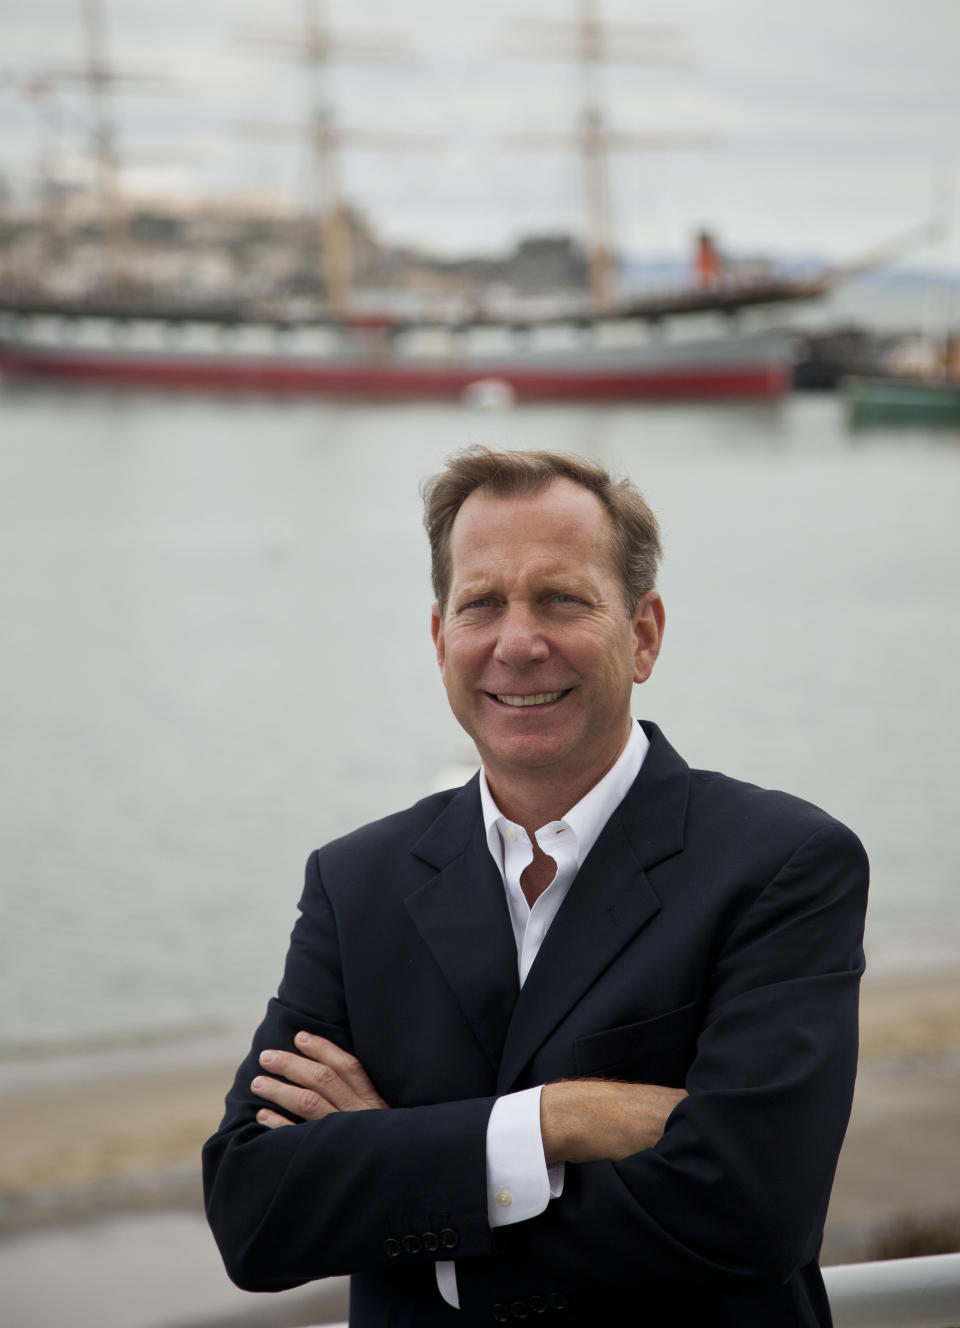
left=431, top=478, right=664, bottom=801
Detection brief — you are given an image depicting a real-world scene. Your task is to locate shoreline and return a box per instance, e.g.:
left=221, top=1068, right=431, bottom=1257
left=3, top=968, right=959, bottom=1261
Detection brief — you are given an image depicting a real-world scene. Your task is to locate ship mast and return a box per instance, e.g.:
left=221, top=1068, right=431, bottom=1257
left=82, top=0, right=126, bottom=287
left=239, top=1, right=433, bottom=318
left=504, top=0, right=709, bottom=313
left=578, top=0, right=615, bottom=310
left=306, top=1, right=352, bottom=318
left=39, top=0, right=170, bottom=290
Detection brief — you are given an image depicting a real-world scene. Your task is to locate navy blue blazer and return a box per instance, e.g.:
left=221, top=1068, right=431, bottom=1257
left=203, top=721, right=868, bottom=1327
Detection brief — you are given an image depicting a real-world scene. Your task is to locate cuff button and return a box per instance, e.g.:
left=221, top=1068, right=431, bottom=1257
left=492, top=1305, right=510, bottom=1322
left=402, top=1234, right=422, bottom=1254
left=440, top=1227, right=459, bottom=1249
left=511, top=1301, right=530, bottom=1319
left=422, top=1230, right=440, bottom=1252
left=383, top=1237, right=401, bottom=1258
left=530, top=1295, right=547, bottom=1313
left=547, top=1292, right=568, bottom=1311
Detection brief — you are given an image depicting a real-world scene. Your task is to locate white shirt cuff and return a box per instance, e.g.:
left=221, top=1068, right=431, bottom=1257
left=436, top=1087, right=565, bottom=1310
left=486, top=1085, right=565, bottom=1226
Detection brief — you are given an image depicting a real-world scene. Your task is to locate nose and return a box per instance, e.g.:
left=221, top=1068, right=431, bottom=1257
left=493, top=603, right=550, bottom=668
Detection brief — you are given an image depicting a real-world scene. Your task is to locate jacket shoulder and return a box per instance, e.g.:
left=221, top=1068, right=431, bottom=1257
left=313, top=779, right=474, bottom=878
left=637, top=719, right=864, bottom=860
left=687, top=763, right=866, bottom=860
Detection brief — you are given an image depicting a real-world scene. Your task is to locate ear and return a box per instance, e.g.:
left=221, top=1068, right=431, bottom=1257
left=431, top=603, right=445, bottom=668
left=631, top=590, right=665, bottom=685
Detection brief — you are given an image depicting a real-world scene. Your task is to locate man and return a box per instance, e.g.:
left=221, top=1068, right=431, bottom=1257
left=204, top=447, right=868, bottom=1327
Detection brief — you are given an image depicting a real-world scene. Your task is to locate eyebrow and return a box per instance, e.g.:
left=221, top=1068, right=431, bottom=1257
left=452, top=574, right=602, bottom=604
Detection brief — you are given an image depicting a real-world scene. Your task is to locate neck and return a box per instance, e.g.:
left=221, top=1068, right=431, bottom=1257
left=485, top=781, right=570, bottom=839
left=484, top=725, right=632, bottom=835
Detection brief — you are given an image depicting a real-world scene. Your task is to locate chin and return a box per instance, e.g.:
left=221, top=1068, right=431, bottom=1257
left=484, top=738, right=577, bottom=773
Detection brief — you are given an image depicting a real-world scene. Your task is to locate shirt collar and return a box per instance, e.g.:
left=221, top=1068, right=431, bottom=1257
left=479, top=719, right=649, bottom=874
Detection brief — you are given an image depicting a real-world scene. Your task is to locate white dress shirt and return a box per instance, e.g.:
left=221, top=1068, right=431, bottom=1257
left=436, top=720, right=650, bottom=1308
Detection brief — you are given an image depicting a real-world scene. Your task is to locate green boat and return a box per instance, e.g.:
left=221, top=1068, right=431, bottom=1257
left=844, top=375, right=960, bottom=428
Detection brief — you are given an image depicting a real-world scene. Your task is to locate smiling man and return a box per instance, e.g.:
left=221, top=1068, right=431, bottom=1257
left=431, top=476, right=664, bottom=832
left=204, top=447, right=868, bottom=1327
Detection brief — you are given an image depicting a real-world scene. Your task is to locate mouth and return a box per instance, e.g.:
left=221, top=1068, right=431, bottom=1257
left=491, top=689, right=570, bottom=708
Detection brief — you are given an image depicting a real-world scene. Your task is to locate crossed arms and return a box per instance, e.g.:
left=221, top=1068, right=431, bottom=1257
left=251, top=1033, right=686, bottom=1166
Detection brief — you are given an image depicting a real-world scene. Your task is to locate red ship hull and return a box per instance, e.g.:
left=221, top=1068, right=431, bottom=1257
left=0, top=327, right=792, bottom=401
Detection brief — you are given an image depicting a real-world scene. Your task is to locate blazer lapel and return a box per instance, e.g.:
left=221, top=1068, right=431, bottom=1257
left=404, top=777, right=520, bottom=1073
left=496, top=721, right=691, bottom=1093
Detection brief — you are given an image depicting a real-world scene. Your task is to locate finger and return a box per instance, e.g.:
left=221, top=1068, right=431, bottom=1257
left=256, top=1107, right=293, bottom=1129
left=251, top=1072, right=338, bottom=1122
left=293, top=1032, right=388, bottom=1108
left=258, top=1050, right=362, bottom=1112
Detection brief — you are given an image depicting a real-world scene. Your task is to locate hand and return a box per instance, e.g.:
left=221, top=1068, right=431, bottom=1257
left=251, top=1032, right=388, bottom=1129
left=540, top=1079, right=687, bottom=1165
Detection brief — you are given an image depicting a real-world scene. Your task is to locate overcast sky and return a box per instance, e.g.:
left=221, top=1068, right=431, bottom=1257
left=2, top=0, right=959, bottom=266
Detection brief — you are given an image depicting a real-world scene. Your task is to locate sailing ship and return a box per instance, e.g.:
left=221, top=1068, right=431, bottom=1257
left=0, top=2, right=858, bottom=401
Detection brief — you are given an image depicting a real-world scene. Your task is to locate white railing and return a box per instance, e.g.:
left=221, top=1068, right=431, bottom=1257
left=824, top=1254, right=960, bottom=1327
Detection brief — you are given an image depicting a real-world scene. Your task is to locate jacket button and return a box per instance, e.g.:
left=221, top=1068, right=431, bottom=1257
left=402, top=1233, right=422, bottom=1254
left=440, top=1227, right=459, bottom=1249
left=511, top=1302, right=530, bottom=1319
left=530, top=1296, right=547, bottom=1313
left=422, top=1230, right=440, bottom=1252
left=547, top=1292, right=568, bottom=1311
left=383, top=1237, right=401, bottom=1258
left=492, top=1305, right=510, bottom=1323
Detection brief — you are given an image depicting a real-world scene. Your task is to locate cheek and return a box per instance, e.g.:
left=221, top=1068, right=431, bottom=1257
left=599, top=635, right=642, bottom=687
left=579, top=624, right=633, bottom=668
left=440, top=640, right=475, bottom=687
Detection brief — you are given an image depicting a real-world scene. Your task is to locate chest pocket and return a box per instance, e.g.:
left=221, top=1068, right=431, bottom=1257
left=572, top=1000, right=700, bottom=1087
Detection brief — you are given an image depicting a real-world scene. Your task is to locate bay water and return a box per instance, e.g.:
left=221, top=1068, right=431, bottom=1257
left=1, top=382, right=958, bottom=1073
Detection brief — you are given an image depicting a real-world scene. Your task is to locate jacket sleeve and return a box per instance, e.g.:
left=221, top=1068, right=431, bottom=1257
left=455, top=820, right=869, bottom=1318
left=202, top=851, right=498, bottom=1291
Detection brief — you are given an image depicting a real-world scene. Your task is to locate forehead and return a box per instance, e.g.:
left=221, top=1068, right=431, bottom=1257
left=448, top=478, right=616, bottom=578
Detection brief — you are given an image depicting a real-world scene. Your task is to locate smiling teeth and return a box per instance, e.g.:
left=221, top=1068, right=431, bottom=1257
left=496, top=691, right=565, bottom=707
